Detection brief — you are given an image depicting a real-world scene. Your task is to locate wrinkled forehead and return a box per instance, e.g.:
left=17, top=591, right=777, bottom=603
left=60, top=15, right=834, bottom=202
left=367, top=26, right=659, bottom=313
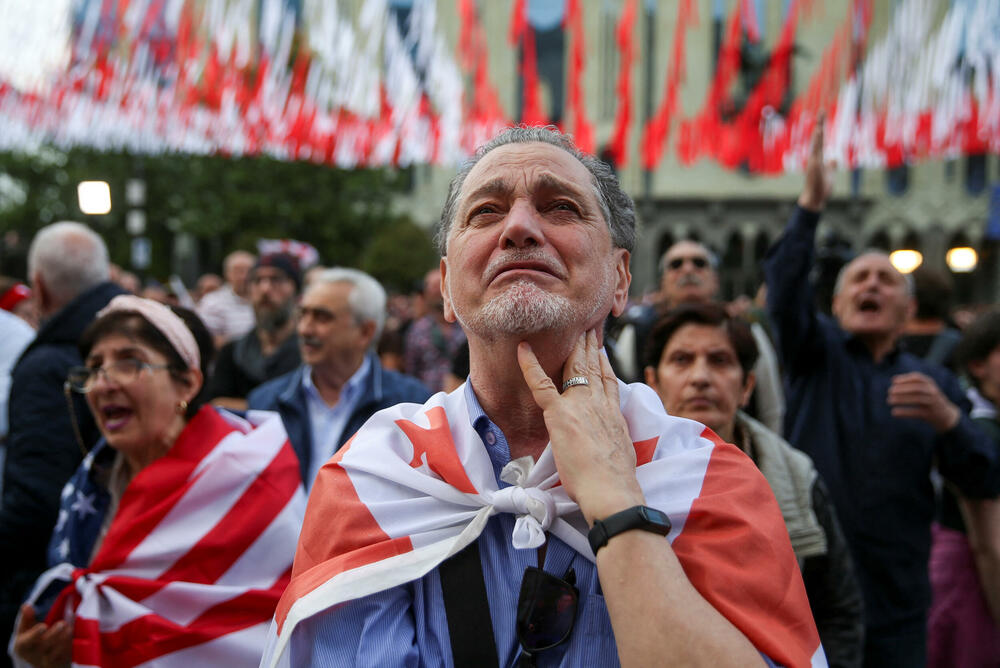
left=845, top=252, right=905, bottom=283
left=457, top=142, right=598, bottom=208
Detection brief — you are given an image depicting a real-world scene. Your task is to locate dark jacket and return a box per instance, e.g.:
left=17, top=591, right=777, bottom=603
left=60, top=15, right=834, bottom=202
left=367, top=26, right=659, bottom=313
left=206, top=330, right=301, bottom=401
left=247, top=353, right=430, bottom=485
left=0, top=281, right=124, bottom=643
left=764, top=206, right=1000, bottom=632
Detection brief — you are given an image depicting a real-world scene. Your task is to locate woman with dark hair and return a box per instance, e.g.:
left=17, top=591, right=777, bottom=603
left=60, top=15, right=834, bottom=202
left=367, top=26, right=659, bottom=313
left=10, top=296, right=304, bottom=667
left=928, top=309, right=1000, bottom=667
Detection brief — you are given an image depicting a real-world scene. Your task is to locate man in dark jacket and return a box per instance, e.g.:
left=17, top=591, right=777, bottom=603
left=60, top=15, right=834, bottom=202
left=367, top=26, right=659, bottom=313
left=248, top=268, right=429, bottom=490
left=765, top=119, right=1000, bottom=666
left=0, top=222, right=124, bottom=663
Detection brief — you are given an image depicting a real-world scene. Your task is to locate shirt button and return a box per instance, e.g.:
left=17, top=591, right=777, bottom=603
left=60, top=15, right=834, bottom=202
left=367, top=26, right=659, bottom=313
left=484, top=431, right=497, bottom=446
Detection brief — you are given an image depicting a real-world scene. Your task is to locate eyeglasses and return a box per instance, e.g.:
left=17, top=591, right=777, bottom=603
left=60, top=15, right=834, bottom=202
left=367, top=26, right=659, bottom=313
left=67, top=359, right=173, bottom=393
left=666, top=256, right=709, bottom=270
left=516, top=567, right=579, bottom=666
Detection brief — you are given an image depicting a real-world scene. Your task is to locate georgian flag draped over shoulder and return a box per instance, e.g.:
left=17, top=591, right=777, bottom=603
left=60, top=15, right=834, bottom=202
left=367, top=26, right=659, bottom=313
left=14, top=407, right=306, bottom=668
left=262, top=383, right=826, bottom=668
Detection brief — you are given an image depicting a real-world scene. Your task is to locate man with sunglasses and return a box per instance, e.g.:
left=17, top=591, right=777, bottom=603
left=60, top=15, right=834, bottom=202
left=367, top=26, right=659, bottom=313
left=264, top=128, right=823, bottom=668
left=621, top=238, right=786, bottom=435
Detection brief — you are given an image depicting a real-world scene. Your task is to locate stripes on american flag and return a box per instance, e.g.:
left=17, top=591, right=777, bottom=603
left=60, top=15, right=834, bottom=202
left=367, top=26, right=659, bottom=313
left=25, top=407, right=306, bottom=668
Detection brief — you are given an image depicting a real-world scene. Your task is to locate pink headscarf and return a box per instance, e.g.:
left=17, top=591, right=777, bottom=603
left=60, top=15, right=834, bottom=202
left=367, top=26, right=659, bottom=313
left=97, top=295, right=200, bottom=370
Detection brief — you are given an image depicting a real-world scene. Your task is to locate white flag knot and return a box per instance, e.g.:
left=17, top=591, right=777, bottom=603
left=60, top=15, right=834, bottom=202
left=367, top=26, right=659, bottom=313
left=491, top=485, right=556, bottom=550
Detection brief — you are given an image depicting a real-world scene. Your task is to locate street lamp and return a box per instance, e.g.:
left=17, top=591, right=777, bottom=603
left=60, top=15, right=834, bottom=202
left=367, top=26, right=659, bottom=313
left=946, top=247, right=978, bottom=273
left=77, top=181, right=111, bottom=215
left=889, top=249, right=923, bottom=274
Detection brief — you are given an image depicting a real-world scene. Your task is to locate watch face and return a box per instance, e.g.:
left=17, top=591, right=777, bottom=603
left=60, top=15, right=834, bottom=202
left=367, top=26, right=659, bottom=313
left=642, top=507, right=671, bottom=532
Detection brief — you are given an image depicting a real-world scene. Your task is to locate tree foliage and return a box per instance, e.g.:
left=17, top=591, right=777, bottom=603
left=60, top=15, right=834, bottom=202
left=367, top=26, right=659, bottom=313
left=0, top=148, right=413, bottom=283
left=362, top=219, right=439, bottom=294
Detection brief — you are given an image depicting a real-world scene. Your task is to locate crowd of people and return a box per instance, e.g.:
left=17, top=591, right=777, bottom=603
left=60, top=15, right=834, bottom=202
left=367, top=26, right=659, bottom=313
left=0, top=121, right=997, bottom=667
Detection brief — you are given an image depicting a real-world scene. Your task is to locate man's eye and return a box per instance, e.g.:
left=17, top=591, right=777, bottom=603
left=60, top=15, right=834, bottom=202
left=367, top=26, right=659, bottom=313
left=470, top=204, right=498, bottom=217
left=550, top=201, right=579, bottom=213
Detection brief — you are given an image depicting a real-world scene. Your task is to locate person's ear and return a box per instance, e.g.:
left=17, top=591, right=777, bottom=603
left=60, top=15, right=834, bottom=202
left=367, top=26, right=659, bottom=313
left=610, top=250, right=632, bottom=318
left=440, top=257, right=457, bottom=323
left=358, top=319, right=377, bottom=349
left=643, top=365, right=658, bottom=388
left=32, top=272, right=51, bottom=314
left=177, top=368, right=204, bottom=405
left=968, top=359, right=987, bottom=384
left=740, top=372, right=757, bottom=408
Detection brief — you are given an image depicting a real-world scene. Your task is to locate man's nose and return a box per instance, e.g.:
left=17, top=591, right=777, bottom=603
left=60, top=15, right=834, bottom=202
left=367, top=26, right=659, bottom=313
left=499, top=200, right=544, bottom=248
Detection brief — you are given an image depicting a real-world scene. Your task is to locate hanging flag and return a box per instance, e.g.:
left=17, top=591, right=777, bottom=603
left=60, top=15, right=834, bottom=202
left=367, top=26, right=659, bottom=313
left=564, top=0, right=594, bottom=153
left=607, top=0, right=637, bottom=167
left=510, top=0, right=547, bottom=126
left=641, top=0, right=697, bottom=170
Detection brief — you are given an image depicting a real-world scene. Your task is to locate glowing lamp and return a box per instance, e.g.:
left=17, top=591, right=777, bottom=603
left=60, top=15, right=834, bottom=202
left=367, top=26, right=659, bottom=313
left=78, top=181, right=111, bottom=215
left=946, top=247, right=977, bottom=273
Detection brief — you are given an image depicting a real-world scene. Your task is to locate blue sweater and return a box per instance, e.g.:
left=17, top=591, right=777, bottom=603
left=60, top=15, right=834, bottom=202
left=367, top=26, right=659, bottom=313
left=764, top=206, right=1000, bottom=630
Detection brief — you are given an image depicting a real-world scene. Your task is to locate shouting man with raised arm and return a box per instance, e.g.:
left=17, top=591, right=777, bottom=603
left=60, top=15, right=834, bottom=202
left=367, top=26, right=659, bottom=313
left=262, top=127, right=823, bottom=667
left=764, top=119, right=1000, bottom=667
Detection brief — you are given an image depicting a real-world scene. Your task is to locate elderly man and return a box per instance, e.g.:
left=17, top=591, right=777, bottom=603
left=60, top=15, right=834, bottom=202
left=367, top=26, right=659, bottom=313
left=764, top=120, right=1000, bottom=667
left=644, top=302, right=864, bottom=668
left=197, top=249, right=256, bottom=346
left=0, top=222, right=124, bottom=661
left=263, top=128, right=821, bottom=668
left=248, top=268, right=430, bottom=490
left=206, top=252, right=302, bottom=410
left=621, top=239, right=785, bottom=433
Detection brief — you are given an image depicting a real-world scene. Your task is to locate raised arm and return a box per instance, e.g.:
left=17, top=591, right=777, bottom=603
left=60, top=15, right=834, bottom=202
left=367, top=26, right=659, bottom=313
left=763, top=118, right=833, bottom=372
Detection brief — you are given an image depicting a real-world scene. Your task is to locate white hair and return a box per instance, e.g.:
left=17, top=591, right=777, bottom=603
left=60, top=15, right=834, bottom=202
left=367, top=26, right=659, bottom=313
left=833, top=250, right=915, bottom=296
left=27, top=221, right=110, bottom=306
left=310, top=267, right=387, bottom=344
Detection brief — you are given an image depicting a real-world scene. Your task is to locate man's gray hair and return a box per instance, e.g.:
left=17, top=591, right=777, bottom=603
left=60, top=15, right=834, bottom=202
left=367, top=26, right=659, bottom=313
left=310, top=267, right=387, bottom=344
left=832, top=250, right=915, bottom=296
left=27, top=221, right=110, bottom=306
left=436, top=126, right=636, bottom=256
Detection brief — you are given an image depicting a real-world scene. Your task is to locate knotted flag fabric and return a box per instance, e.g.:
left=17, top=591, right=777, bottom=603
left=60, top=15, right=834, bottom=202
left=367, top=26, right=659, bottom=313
left=262, top=381, right=825, bottom=668
left=11, top=406, right=306, bottom=668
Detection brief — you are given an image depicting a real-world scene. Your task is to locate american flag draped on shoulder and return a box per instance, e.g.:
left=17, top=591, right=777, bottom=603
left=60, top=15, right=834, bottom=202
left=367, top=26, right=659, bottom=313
left=262, top=382, right=826, bottom=668
left=10, top=406, right=306, bottom=668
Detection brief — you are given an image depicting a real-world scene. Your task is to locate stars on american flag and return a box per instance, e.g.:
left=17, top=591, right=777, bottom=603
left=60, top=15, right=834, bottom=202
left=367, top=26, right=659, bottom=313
left=70, top=490, right=97, bottom=517
left=54, top=508, right=69, bottom=532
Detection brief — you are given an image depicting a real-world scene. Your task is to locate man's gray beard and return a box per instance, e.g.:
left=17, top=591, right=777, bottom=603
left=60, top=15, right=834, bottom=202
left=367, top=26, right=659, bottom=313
left=453, top=277, right=610, bottom=340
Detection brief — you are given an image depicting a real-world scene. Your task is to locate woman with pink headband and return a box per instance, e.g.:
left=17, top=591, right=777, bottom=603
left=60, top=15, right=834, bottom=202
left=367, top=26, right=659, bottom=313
left=11, top=296, right=304, bottom=667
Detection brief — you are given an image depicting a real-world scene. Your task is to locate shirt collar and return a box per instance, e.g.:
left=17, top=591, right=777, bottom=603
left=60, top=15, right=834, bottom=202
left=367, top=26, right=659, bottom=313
left=301, top=355, right=372, bottom=406
left=462, top=381, right=514, bottom=486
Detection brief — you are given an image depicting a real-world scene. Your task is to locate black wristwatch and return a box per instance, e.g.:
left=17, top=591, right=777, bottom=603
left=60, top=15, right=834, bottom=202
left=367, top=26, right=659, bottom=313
left=588, top=505, right=672, bottom=555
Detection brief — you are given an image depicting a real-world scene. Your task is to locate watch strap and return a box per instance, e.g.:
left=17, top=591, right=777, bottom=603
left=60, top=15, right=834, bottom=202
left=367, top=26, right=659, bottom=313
left=588, top=505, right=671, bottom=555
